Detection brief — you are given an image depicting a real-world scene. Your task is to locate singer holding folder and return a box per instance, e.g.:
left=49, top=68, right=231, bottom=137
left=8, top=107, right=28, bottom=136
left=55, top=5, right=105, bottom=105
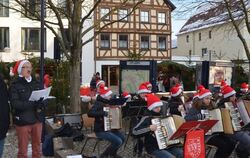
left=9, top=60, right=47, bottom=158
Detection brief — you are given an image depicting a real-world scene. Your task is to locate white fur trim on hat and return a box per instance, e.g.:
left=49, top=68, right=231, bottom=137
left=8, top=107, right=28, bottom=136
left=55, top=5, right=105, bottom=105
left=198, top=92, right=212, bottom=99
left=241, top=88, right=248, bottom=92
left=101, top=90, right=112, bottom=98
left=125, top=94, right=131, bottom=98
left=137, top=89, right=151, bottom=94
left=171, top=88, right=182, bottom=97
left=224, top=90, right=236, bottom=98
left=148, top=101, right=163, bottom=111
left=96, top=80, right=105, bottom=87
left=17, top=60, right=30, bottom=75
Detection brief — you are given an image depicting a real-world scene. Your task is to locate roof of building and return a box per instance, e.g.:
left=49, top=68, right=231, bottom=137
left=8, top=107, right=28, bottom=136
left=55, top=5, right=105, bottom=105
left=164, top=0, right=176, bottom=11
left=178, top=0, right=249, bottom=35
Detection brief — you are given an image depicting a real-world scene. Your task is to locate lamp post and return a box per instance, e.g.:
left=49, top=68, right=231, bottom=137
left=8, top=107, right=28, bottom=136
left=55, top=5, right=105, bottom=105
left=40, top=0, right=45, bottom=88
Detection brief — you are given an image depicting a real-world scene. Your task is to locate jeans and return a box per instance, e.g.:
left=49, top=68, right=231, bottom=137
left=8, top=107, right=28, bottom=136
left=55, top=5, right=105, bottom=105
left=0, top=139, right=5, bottom=158
left=207, top=134, right=235, bottom=158
left=16, top=122, right=42, bottom=158
left=96, top=130, right=125, bottom=156
left=152, top=147, right=183, bottom=158
left=231, top=131, right=250, bottom=157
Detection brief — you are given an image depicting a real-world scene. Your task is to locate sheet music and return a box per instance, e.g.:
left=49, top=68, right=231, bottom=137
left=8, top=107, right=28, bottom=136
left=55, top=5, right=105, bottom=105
left=209, top=109, right=224, bottom=133
left=29, top=87, right=52, bottom=101
left=237, top=101, right=250, bottom=125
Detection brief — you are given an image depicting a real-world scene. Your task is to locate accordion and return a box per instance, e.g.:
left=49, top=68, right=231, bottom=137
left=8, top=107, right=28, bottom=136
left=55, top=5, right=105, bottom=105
left=236, top=100, right=250, bottom=125
left=103, top=106, right=122, bottom=131
left=151, top=115, right=185, bottom=150
left=202, top=106, right=241, bottom=134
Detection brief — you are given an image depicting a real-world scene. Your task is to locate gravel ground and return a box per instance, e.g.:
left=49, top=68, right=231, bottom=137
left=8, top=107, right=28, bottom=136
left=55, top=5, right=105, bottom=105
left=2, top=127, right=239, bottom=158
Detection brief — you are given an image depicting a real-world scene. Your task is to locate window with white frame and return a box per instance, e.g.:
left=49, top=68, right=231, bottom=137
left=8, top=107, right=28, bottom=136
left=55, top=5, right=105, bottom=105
left=140, top=11, right=149, bottom=22
left=119, top=34, right=128, bottom=49
left=158, top=36, right=167, bottom=50
left=0, top=0, right=9, bottom=17
left=100, top=34, right=110, bottom=49
left=22, top=0, right=45, bottom=17
left=140, top=35, right=150, bottom=49
left=21, top=28, right=46, bottom=51
left=158, top=12, right=166, bottom=24
left=0, top=27, right=9, bottom=51
left=100, top=8, right=110, bottom=20
left=118, top=9, right=128, bottom=21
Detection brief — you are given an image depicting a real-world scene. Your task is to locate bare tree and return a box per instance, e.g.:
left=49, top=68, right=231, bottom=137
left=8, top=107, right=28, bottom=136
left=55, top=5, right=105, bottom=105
left=0, top=0, right=145, bottom=112
left=173, top=0, right=250, bottom=79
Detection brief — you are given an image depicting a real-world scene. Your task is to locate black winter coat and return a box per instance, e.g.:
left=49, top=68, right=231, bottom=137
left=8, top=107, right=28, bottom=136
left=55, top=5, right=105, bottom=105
left=132, top=110, right=162, bottom=154
left=9, top=77, right=45, bottom=126
left=87, top=95, right=108, bottom=132
left=0, top=76, right=10, bottom=140
left=168, top=97, right=184, bottom=116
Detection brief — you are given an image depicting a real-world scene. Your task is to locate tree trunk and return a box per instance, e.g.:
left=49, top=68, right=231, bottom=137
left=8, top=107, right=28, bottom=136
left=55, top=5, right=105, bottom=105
left=69, top=50, right=81, bottom=113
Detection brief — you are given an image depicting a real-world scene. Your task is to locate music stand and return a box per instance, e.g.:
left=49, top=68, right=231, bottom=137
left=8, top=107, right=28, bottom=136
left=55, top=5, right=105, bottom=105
left=169, top=120, right=218, bottom=140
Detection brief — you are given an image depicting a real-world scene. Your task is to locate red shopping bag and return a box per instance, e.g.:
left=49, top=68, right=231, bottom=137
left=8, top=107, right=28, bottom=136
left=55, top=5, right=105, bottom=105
left=184, top=129, right=205, bottom=158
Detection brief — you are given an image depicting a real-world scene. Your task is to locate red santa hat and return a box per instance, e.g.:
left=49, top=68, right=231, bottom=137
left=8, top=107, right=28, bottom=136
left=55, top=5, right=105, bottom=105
left=143, top=82, right=152, bottom=89
left=170, top=86, right=182, bottom=97
left=96, top=80, right=105, bottom=88
left=12, top=60, right=30, bottom=75
left=220, top=80, right=228, bottom=89
left=222, top=86, right=236, bottom=98
left=175, top=83, right=183, bottom=89
left=122, top=91, right=131, bottom=98
left=198, top=89, right=212, bottom=99
left=240, top=82, right=249, bottom=92
left=145, top=93, right=163, bottom=111
left=197, top=84, right=205, bottom=92
left=138, top=83, right=151, bottom=94
left=99, top=86, right=112, bottom=98
left=193, top=93, right=199, bottom=100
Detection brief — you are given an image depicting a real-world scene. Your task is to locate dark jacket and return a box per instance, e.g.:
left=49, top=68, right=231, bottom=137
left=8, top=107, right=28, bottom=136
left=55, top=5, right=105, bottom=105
left=87, top=95, right=108, bottom=132
left=9, top=77, right=45, bottom=126
left=132, top=110, right=161, bottom=154
left=168, top=96, right=184, bottom=116
left=0, top=76, right=10, bottom=140
left=184, top=107, right=204, bottom=121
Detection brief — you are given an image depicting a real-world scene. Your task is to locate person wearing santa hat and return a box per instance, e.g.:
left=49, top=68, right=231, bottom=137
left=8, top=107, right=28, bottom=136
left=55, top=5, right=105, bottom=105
left=217, top=86, right=250, bottom=157
left=96, top=80, right=105, bottom=94
left=88, top=86, right=124, bottom=158
left=143, top=81, right=152, bottom=91
left=9, top=60, right=47, bottom=158
left=168, top=86, right=186, bottom=117
left=185, top=88, right=236, bottom=158
left=133, top=94, right=183, bottom=158
left=122, top=91, right=132, bottom=102
left=237, top=82, right=250, bottom=100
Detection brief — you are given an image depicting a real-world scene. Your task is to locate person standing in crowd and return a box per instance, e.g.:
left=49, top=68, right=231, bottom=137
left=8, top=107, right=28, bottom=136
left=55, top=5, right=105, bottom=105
left=0, top=75, right=10, bottom=158
left=157, top=72, right=165, bottom=92
left=185, top=88, right=236, bottom=158
left=9, top=60, right=47, bottom=158
left=88, top=86, right=124, bottom=158
left=133, top=93, right=183, bottom=158
left=43, top=74, right=51, bottom=88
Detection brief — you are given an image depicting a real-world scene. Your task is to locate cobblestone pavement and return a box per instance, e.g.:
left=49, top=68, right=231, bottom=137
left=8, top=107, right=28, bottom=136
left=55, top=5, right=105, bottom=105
left=3, top=127, right=238, bottom=158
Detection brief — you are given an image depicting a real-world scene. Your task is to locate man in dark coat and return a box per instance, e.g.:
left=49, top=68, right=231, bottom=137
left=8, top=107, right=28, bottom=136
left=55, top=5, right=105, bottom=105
left=0, top=75, right=10, bottom=157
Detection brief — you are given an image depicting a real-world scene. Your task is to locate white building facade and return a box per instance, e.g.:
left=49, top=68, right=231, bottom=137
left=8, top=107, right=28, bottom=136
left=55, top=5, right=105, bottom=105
left=174, top=2, right=250, bottom=61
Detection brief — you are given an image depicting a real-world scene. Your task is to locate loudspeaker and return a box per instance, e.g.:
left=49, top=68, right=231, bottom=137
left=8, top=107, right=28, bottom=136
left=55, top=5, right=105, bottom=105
left=54, top=37, right=61, bottom=60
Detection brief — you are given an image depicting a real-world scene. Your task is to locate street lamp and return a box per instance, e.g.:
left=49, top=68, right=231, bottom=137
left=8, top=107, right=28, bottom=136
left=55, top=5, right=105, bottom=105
left=40, top=0, right=45, bottom=88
